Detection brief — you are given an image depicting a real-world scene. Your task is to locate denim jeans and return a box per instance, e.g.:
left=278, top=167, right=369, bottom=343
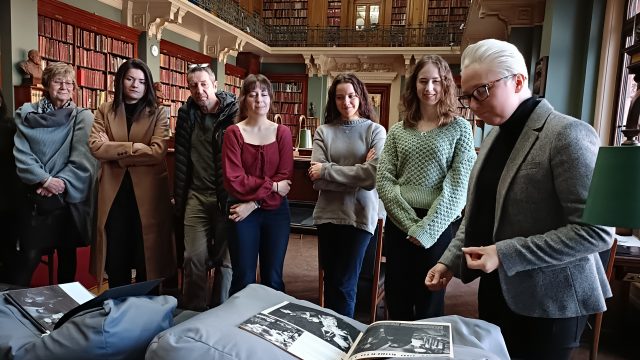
left=183, top=190, right=232, bottom=311
left=228, top=198, right=290, bottom=296
left=385, top=213, right=460, bottom=321
left=317, top=223, right=372, bottom=318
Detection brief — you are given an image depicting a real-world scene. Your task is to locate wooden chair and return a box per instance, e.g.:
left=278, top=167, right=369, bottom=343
left=369, top=218, right=386, bottom=323
left=590, top=238, right=618, bottom=360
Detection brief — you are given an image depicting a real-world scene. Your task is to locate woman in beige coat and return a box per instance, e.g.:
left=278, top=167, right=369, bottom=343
left=89, top=59, right=176, bottom=289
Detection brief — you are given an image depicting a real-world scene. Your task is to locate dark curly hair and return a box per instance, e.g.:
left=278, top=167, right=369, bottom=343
left=324, top=73, right=377, bottom=124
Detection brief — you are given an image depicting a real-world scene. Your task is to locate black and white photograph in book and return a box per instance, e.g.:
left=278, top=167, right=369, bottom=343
left=269, top=302, right=359, bottom=352
left=239, top=313, right=304, bottom=350
left=349, top=322, right=452, bottom=358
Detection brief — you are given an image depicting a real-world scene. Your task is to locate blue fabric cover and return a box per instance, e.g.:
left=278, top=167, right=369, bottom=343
left=0, top=294, right=176, bottom=360
left=146, top=284, right=508, bottom=360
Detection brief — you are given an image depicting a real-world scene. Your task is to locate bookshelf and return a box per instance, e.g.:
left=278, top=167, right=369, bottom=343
left=158, top=40, right=212, bottom=134
left=427, top=0, right=470, bottom=44
left=28, top=0, right=139, bottom=111
left=267, top=74, right=308, bottom=146
left=224, top=63, right=247, bottom=98
left=391, top=0, right=408, bottom=26
left=327, top=1, right=341, bottom=27
left=454, top=75, right=481, bottom=149
left=262, top=0, right=308, bottom=26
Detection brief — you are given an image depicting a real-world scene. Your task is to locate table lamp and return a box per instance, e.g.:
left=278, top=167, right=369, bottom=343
left=583, top=35, right=640, bottom=228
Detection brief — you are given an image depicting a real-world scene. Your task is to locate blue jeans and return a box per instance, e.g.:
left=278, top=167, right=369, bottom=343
left=318, top=223, right=372, bottom=318
left=228, top=198, right=290, bottom=296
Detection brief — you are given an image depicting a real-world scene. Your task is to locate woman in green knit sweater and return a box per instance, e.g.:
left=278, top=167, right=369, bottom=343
left=376, top=55, right=476, bottom=320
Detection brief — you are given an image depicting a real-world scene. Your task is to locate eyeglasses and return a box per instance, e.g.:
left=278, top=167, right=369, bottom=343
left=457, top=74, right=516, bottom=108
left=52, top=80, right=74, bottom=88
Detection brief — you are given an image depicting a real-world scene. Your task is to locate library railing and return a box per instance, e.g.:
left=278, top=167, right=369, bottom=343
left=188, top=0, right=464, bottom=48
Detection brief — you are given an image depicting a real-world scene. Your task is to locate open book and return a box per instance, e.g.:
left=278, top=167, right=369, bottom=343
left=4, top=278, right=163, bottom=334
left=239, top=301, right=453, bottom=360
left=3, top=282, right=94, bottom=334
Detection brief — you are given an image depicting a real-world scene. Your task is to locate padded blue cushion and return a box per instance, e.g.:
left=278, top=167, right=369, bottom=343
left=0, top=294, right=176, bottom=360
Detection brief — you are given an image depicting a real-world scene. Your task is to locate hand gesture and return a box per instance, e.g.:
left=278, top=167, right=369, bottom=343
left=98, top=132, right=109, bottom=142
left=425, top=263, right=453, bottom=291
left=43, top=177, right=65, bottom=195
left=308, top=161, right=322, bottom=181
left=274, top=180, right=291, bottom=197
left=365, top=148, right=376, bottom=162
left=228, top=202, right=258, bottom=222
left=462, top=245, right=500, bottom=273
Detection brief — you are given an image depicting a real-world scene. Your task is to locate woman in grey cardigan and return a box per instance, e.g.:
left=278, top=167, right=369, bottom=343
left=13, top=62, right=97, bottom=286
left=309, top=73, right=386, bottom=318
left=425, top=39, right=612, bottom=359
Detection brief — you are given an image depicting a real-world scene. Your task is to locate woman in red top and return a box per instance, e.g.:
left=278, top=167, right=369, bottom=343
left=222, top=74, right=294, bottom=295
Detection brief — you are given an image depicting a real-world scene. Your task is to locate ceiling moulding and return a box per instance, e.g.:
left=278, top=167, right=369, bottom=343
left=479, top=0, right=545, bottom=28
left=98, top=0, right=123, bottom=10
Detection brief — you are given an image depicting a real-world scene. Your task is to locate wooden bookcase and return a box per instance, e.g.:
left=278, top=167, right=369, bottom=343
left=327, top=0, right=341, bottom=27
left=26, top=0, right=139, bottom=111
left=262, top=0, right=308, bottom=26
left=224, top=63, right=247, bottom=98
left=158, top=39, right=212, bottom=134
left=267, top=73, right=308, bottom=146
left=391, top=0, right=408, bottom=26
left=427, top=0, right=470, bottom=43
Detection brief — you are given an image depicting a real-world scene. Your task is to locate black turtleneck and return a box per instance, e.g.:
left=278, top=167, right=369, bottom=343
left=465, top=96, right=540, bottom=248
left=124, top=102, right=138, bottom=134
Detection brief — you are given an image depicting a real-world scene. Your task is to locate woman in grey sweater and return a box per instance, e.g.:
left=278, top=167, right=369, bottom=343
left=309, top=73, right=386, bottom=317
left=13, top=62, right=97, bottom=286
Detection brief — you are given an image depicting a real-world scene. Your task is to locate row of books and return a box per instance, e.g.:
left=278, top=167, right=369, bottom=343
left=263, top=1, right=307, bottom=10
left=273, top=92, right=303, bottom=103
left=75, top=28, right=134, bottom=58
left=160, top=55, right=189, bottom=72
left=107, top=55, right=129, bottom=73
left=263, top=9, right=308, bottom=18
left=76, top=88, right=110, bottom=110
left=156, top=83, right=190, bottom=102
left=38, top=36, right=73, bottom=63
left=273, top=113, right=304, bottom=125
left=159, top=69, right=188, bottom=87
left=224, top=84, right=241, bottom=97
left=272, top=82, right=303, bottom=93
left=76, top=68, right=106, bottom=90
left=265, top=18, right=308, bottom=26
left=272, top=102, right=303, bottom=114
left=430, top=0, right=468, bottom=7
left=38, top=16, right=74, bottom=43
left=392, top=0, right=408, bottom=7
left=75, top=48, right=106, bottom=71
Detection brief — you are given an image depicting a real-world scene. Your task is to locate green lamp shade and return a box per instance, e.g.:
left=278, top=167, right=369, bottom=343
left=582, top=145, right=640, bottom=228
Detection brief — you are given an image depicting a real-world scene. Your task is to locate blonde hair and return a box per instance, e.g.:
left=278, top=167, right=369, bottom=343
left=42, top=62, right=75, bottom=98
left=461, top=39, right=529, bottom=87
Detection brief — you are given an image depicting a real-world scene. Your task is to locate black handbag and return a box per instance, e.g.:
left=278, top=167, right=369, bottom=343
left=27, top=191, right=65, bottom=215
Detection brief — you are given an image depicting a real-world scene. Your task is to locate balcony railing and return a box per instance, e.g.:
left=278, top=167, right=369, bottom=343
left=188, top=0, right=463, bottom=48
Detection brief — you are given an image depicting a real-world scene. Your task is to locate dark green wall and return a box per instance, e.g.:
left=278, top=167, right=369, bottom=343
left=59, top=0, right=120, bottom=22
left=540, top=0, right=604, bottom=124
left=1, top=0, right=38, bottom=112
left=163, top=30, right=200, bottom=52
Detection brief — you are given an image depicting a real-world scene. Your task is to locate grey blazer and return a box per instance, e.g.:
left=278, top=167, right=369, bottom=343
left=439, top=99, right=613, bottom=318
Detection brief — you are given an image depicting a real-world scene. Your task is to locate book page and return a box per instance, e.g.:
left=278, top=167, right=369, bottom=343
left=346, top=321, right=453, bottom=359
left=239, top=301, right=362, bottom=360
left=59, top=282, right=95, bottom=304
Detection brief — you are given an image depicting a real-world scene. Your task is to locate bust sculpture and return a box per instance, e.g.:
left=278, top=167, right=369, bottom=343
left=153, top=82, right=166, bottom=106
left=19, top=49, right=43, bottom=85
